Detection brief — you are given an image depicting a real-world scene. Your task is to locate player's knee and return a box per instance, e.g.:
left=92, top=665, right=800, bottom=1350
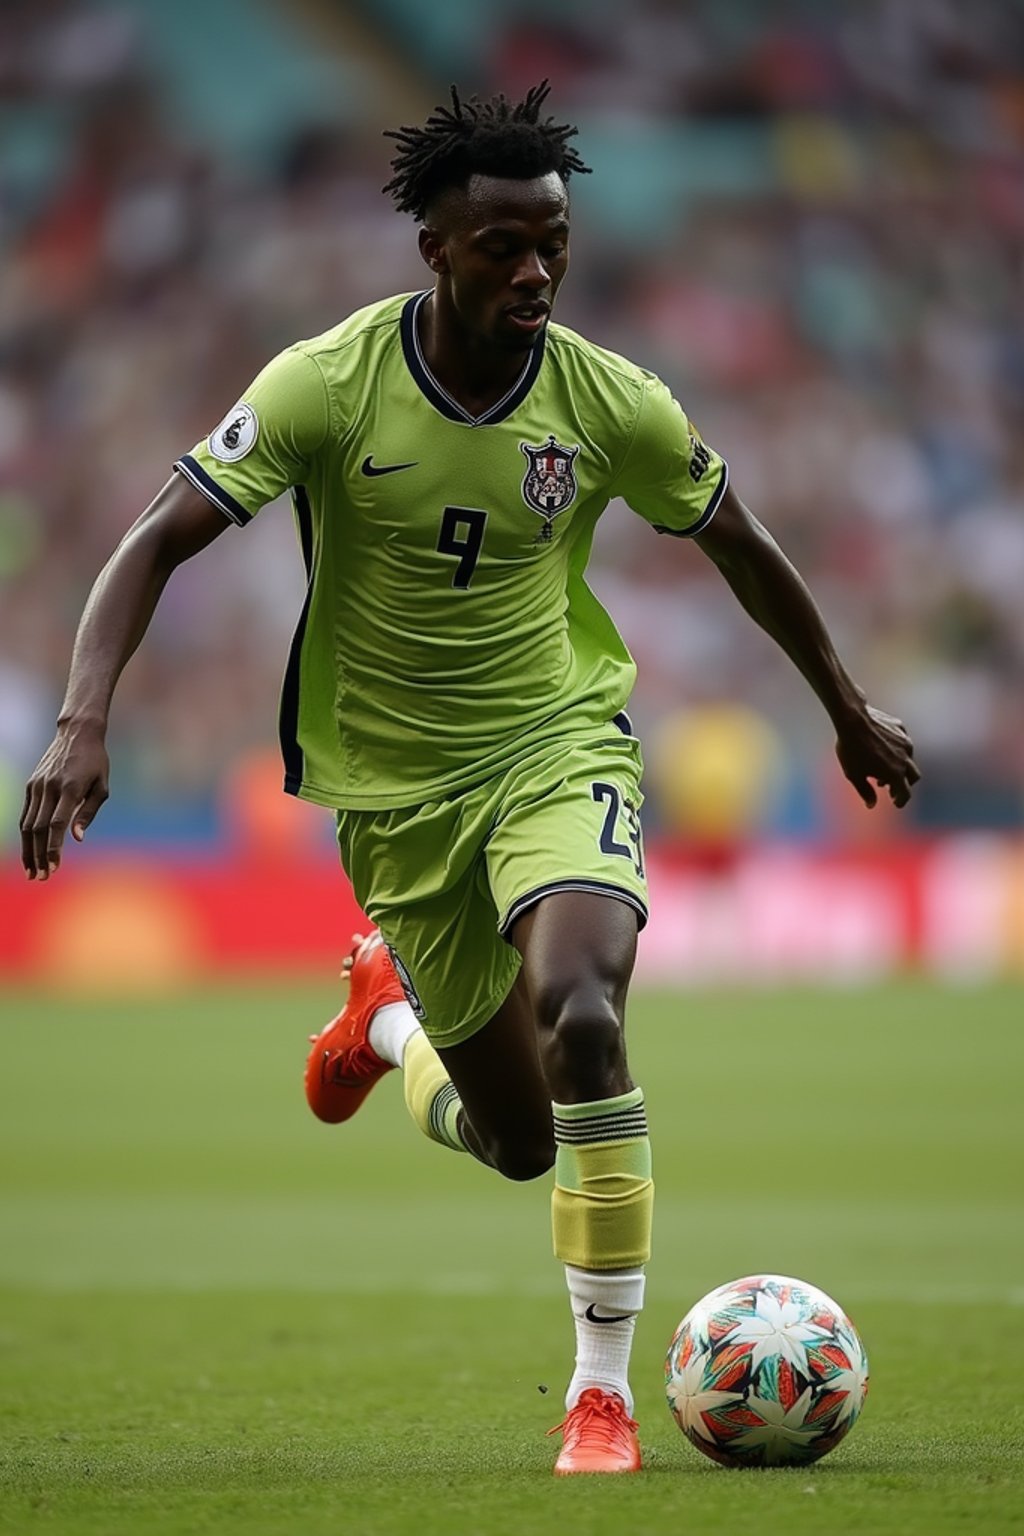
left=536, top=985, right=627, bottom=1097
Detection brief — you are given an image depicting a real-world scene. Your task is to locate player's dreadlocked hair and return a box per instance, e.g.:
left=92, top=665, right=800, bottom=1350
left=383, top=80, right=590, bottom=222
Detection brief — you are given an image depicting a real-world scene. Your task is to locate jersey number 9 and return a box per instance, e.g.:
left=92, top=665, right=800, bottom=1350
left=437, top=505, right=488, bottom=589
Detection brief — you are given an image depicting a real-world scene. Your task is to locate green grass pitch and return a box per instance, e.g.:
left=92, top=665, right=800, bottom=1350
left=1, top=977, right=1022, bottom=1534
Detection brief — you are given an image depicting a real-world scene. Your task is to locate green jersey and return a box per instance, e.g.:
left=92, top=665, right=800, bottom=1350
left=175, top=292, right=727, bottom=810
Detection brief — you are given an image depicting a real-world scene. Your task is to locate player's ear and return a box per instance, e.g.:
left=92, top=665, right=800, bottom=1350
left=418, top=224, right=448, bottom=275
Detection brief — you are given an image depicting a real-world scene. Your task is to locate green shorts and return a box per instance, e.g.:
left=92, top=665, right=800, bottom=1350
left=335, top=725, right=647, bottom=1049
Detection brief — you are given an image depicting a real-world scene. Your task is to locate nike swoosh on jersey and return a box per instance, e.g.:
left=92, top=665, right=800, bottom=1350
left=583, top=1304, right=634, bottom=1325
left=361, top=455, right=418, bottom=477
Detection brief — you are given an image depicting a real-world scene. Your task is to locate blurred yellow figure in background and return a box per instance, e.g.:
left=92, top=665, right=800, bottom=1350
left=649, top=704, right=784, bottom=846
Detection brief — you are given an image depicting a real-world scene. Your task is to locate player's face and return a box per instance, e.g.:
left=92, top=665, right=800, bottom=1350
left=421, top=172, right=570, bottom=351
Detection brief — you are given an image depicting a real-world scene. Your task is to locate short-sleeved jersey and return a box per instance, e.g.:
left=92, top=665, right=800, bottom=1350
left=174, top=292, right=728, bottom=810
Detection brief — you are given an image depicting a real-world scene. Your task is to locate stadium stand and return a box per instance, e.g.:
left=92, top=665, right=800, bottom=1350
left=1, top=0, right=1022, bottom=852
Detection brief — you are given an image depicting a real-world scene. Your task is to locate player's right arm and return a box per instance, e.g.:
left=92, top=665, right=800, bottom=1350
left=20, top=476, right=230, bottom=880
left=21, top=343, right=330, bottom=880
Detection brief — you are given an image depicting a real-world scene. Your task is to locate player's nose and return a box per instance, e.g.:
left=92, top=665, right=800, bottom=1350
left=513, top=250, right=551, bottom=291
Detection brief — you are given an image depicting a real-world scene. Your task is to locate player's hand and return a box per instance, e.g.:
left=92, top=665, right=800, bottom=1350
left=20, top=722, right=110, bottom=880
left=835, top=704, right=920, bottom=810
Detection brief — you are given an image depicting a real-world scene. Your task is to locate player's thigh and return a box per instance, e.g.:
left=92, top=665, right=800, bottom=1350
left=486, top=731, right=648, bottom=941
left=335, top=797, right=521, bottom=1050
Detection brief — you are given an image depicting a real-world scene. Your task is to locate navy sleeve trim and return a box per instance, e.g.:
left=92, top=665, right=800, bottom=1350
left=653, top=459, right=729, bottom=540
left=173, top=455, right=255, bottom=526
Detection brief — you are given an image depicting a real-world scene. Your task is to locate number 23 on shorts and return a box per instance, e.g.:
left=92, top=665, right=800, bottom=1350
left=591, top=780, right=644, bottom=878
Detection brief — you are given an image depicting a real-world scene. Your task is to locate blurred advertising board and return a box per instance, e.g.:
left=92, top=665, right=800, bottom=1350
left=1, top=835, right=1022, bottom=991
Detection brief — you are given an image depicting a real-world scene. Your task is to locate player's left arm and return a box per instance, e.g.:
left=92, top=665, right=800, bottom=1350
left=694, top=483, right=920, bottom=809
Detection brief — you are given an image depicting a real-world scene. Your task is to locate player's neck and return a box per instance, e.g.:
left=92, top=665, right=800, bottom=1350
left=418, top=290, right=533, bottom=419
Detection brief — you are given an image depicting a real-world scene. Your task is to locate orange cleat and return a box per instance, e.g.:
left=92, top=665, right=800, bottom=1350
left=549, top=1389, right=642, bottom=1475
left=304, top=931, right=407, bottom=1123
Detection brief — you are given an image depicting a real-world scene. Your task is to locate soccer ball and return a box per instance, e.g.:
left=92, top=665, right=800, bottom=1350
left=665, top=1274, right=868, bottom=1467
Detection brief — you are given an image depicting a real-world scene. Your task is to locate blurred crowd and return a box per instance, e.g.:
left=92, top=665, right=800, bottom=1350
left=1, top=0, right=1023, bottom=842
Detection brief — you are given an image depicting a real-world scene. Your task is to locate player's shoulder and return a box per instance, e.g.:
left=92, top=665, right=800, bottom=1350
left=243, top=295, right=413, bottom=436
left=291, top=293, right=412, bottom=368
left=543, top=323, right=665, bottom=454
left=546, top=321, right=658, bottom=401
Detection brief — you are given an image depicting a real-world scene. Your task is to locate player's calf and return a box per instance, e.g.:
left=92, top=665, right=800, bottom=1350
left=468, top=1127, right=554, bottom=1182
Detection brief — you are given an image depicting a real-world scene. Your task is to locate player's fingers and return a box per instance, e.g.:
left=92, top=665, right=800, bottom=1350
left=890, top=777, right=911, bottom=810
left=28, top=782, right=60, bottom=880
left=44, top=786, right=82, bottom=872
left=852, top=775, right=877, bottom=809
left=71, top=779, right=108, bottom=842
left=20, top=777, right=33, bottom=832
left=883, top=748, right=922, bottom=808
left=20, top=780, right=44, bottom=878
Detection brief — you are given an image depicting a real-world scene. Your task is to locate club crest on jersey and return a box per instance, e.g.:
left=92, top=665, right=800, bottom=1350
left=208, top=401, right=258, bottom=463
left=520, top=435, right=580, bottom=540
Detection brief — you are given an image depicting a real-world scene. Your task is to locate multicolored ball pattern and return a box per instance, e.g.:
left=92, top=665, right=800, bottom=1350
left=665, top=1274, right=869, bottom=1467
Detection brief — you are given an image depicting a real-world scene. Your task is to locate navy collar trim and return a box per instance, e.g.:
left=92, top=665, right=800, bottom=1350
left=400, top=291, right=546, bottom=426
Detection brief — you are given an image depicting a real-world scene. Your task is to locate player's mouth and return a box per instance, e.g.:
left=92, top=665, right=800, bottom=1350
left=503, top=300, right=550, bottom=335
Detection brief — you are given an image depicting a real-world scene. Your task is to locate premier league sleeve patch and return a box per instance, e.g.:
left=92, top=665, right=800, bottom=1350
left=520, top=435, right=580, bottom=541
left=208, top=401, right=259, bottom=463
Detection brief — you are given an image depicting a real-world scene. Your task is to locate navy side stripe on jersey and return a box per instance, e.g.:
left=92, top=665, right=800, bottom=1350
left=280, top=485, right=315, bottom=796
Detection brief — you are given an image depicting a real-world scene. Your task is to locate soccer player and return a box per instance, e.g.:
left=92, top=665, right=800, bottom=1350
left=20, top=83, right=919, bottom=1474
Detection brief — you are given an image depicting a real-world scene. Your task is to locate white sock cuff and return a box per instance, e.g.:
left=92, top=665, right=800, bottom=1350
left=367, top=1002, right=420, bottom=1068
left=566, top=1265, right=646, bottom=1318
